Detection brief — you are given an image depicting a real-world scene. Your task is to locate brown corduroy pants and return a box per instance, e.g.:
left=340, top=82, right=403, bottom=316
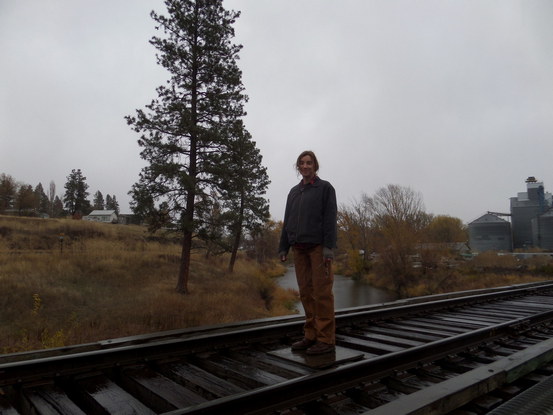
left=292, top=245, right=335, bottom=345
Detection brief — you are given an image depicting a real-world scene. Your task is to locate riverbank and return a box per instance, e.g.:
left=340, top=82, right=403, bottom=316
left=359, top=257, right=553, bottom=298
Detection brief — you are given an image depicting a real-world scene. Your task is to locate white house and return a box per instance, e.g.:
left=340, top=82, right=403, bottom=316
left=84, top=210, right=118, bottom=223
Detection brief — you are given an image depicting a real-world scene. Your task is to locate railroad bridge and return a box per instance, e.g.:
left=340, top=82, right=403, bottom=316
left=2, top=281, right=553, bottom=414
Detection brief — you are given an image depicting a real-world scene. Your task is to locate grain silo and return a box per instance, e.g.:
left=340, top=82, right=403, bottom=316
left=468, top=213, right=512, bottom=252
left=510, top=177, right=552, bottom=249
left=532, top=208, right=553, bottom=250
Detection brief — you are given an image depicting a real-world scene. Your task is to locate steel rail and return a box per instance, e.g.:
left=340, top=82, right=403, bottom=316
left=162, top=308, right=553, bottom=414
left=368, top=336, right=553, bottom=415
left=2, top=282, right=553, bottom=415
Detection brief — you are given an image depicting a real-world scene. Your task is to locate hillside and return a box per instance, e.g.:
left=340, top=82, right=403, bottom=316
left=0, top=215, right=294, bottom=353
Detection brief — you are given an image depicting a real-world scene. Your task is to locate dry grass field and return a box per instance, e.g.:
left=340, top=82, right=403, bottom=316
left=0, top=216, right=296, bottom=354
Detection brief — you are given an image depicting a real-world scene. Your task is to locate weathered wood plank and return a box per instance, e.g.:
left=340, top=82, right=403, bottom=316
left=432, top=314, right=493, bottom=327
left=471, top=305, right=529, bottom=317
left=228, top=349, right=314, bottom=378
left=364, top=326, right=443, bottom=343
left=345, top=330, right=425, bottom=348
left=378, top=322, right=453, bottom=338
left=118, top=366, right=206, bottom=412
left=406, top=318, right=475, bottom=333
left=192, top=355, right=289, bottom=389
left=74, top=374, right=155, bottom=415
left=336, top=334, right=404, bottom=354
left=269, top=345, right=364, bottom=370
left=21, top=384, right=85, bottom=415
left=161, top=362, right=245, bottom=399
left=439, top=312, right=506, bottom=325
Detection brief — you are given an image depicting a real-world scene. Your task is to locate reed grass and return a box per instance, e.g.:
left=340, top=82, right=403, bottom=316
left=0, top=216, right=295, bottom=353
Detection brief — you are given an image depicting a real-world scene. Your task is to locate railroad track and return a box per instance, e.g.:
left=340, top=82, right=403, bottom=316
left=2, top=281, right=553, bottom=414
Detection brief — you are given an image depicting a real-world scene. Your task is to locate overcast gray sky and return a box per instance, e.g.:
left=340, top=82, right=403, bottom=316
left=1, top=1, right=552, bottom=223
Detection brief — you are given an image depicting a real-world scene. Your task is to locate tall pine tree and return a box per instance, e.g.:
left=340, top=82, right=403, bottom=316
left=106, top=194, right=120, bottom=215
left=93, top=191, right=105, bottom=210
left=0, top=174, right=17, bottom=213
left=126, top=0, right=247, bottom=293
left=15, top=185, right=35, bottom=216
left=34, top=183, right=50, bottom=215
left=63, top=169, right=90, bottom=217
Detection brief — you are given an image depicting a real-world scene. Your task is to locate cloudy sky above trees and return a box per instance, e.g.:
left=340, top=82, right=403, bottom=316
left=1, top=1, right=552, bottom=223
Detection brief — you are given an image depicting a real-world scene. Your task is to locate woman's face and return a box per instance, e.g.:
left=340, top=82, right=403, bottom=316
left=298, top=155, right=315, bottom=182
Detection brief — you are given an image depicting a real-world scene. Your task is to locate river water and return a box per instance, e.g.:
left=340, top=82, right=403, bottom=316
left=277, top=267, right=396, bottom=311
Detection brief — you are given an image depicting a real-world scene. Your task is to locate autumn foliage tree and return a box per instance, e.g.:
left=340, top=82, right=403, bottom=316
left=337, top=185, right=470, bottom=296
left=423, top=215, right=467, bottom=243
left=370, top=184, right=430, bottom=296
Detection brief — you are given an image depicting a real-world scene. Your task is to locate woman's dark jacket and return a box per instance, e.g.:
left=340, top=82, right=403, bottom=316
left=278, top=176, right=337, bottom=255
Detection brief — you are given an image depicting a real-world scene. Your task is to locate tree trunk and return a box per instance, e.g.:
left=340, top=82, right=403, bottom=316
left=176, top=171, right=196, bottom=293
left=176, top=187, right=196, bottom=294
left=176, top=229, right=192, bottom=294
left=228, top=191, right=245, bottom=273
left=228, top=224, right=242, bottom=273
left=176, top=17, right=198, bottom=293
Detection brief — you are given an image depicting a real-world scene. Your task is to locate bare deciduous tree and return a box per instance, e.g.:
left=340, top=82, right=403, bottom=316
left=370, top=184, right=429, bottom=296
left=338, top=193, right=374, bottom=275
left=48, top=181, right=56, bottom=217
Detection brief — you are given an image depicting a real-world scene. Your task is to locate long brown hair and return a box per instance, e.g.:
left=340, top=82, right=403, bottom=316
left=295, top=150, right=319, bottom=173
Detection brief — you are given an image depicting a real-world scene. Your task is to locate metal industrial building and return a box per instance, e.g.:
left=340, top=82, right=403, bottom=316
left=510, top=177, right=552, bottom=249
left=468, top=177, right=553, bottom=252
left=468, top=213, right=512, bottom=253
left=532, top=209, right=553, bottom=250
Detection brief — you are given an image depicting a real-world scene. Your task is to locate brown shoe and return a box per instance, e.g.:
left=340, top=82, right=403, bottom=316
left=306, top=342, right=335, bottom=355
left=291, top=338, right=316, bottom=351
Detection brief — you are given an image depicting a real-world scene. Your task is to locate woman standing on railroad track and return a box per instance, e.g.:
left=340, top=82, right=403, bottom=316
left=278, top=150, right=338, bottom=355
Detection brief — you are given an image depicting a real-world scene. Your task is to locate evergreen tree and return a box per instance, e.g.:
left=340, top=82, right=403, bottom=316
left=15, top=184, right=35, bottom=215
left=196, top=191, right=229, bottom=257
left=63, top=169, right=91, bottom=217
left=214, top=121, right=270, bottom=272
left=0, top=173, right=17, bottom=213
left=106, top=194, right=120, bottom=215
left=126, top=0, right=247, bottom=293
left=93, top=191, right=105, bottom=210
left=113, top=196, right=120, bottom=215
left=52, top=196, right=64, bottom=218
left=34, top=183, right=50, bottom=214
